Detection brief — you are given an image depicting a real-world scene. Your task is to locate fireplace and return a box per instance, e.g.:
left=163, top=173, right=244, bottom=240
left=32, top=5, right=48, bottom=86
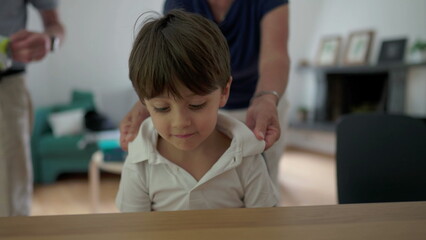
left=314, top=65, right=407, bottom=124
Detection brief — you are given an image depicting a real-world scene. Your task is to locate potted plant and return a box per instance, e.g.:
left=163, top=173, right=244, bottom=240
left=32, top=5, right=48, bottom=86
left=408, top=39, right=426, bottom=63
left=297, top=106, right=308, bottom=122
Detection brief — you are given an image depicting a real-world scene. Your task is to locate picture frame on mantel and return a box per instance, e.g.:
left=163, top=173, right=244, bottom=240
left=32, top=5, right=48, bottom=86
left=377, top=38, right=407, bottom=64
left=316, top=36, right=341, bottom=66
left=343, top=30, right=375, bottom=65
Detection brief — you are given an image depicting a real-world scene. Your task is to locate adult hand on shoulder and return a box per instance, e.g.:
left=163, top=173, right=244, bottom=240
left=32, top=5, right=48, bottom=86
left=9, top=30, right=51, bottom=63
left=246, top=96, right=280, bottom=151
left=119, top=101, right=150, bottom=151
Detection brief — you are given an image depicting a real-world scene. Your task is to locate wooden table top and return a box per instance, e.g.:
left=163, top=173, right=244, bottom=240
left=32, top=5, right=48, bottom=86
left=1, top=201, right=425, bottom=240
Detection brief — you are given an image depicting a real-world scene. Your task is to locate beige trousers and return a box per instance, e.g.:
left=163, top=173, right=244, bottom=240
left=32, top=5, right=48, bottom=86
left=0, top=74, right=33, bottom=216
left=220, top=97, right=289, bottom=187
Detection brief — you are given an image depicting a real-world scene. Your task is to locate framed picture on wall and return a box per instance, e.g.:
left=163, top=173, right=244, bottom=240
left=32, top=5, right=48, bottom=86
left=343, top=30, right=375, bottom=65
left=316, top=36, right=341, bottom=66
left=377, top=38, right=407, bottom=64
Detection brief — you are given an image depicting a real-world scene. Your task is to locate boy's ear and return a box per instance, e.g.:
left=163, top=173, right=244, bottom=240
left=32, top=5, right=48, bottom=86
left=219, top=77, right=232, bottom=108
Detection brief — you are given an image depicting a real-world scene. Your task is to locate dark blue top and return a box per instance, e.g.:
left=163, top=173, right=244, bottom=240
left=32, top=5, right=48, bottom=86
left=164, top=0, right=288, bottom=109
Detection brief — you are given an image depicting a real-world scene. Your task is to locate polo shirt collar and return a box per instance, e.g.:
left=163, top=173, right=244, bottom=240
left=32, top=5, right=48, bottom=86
left=128, top=117, right=165, bottom=165
left=216, top=113, right=265, bottom=158
left=128, top=113, right=265, bottom=166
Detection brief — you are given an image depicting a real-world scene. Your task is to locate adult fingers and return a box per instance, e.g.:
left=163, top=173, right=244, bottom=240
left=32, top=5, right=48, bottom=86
left=125, top=110, right=142, bottom=142
left=119, top=113, right=132, bottom=151
left=246, top=113, right=255, bottom=131
left=264, top=123, right=280, bottom=150
left=252, top=114, right=268, bottom=141
left=119, top=129, right=130, bottom=152
left=13, top=33, right=49, bottom=51
left=12, top=47, right=47, bottom=62
left=11, top=48, right=32, bottom=62
left=10, top=35, right=49, bottom=62
left=10, top=30, right=31, bottom=42
left=119, top=102, right=147, bottom=151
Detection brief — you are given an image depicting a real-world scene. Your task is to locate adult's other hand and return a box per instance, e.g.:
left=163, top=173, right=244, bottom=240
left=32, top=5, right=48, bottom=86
left=10, top=30, right=50, bottom=63
left=246, top=95, right=280, bottom=151
left=119, top=101, right=150, bottom=151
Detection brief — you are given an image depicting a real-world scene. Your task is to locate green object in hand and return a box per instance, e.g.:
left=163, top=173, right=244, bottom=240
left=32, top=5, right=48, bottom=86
left=0, top=36, right=11, bottom=71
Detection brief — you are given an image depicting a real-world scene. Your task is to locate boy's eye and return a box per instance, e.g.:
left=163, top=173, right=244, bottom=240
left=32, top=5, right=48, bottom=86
left=189, top=102, right=206, bottom=110
left=153, top=106, right=169, bottom=112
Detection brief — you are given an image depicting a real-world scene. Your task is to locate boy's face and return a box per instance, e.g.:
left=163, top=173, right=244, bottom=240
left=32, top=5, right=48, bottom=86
left=144, top=80, right=231, bottom=152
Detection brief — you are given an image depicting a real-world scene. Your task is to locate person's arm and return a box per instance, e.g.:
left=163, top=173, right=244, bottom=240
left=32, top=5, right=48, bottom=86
left=119, top=101, right=150, bottom=151
left=40, top=8, right=65, bottom=44
left=9, top=9, right=65, bottom=63
left=246, top=4, right=290, bottom=150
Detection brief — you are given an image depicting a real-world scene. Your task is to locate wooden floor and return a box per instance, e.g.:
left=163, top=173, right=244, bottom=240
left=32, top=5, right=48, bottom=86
left=32, top=173, right=120, bottom=215
left=278, top=147, right=337, bottom=206
left=31, top=147, right=337, bottom=216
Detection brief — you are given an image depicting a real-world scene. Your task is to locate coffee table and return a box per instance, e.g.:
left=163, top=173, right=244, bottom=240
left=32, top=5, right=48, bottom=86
left=87, top=130, right=125, bottom=213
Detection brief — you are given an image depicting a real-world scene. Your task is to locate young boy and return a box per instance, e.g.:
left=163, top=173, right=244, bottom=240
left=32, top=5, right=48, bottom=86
left=116, top=9, right=278, bottom=212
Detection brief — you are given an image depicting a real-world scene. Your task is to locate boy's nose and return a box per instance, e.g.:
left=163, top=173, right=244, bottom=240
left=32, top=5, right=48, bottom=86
left=172, top=109, right=191, bottom=128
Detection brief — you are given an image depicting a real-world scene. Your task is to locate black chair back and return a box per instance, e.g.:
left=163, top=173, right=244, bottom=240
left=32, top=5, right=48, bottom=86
left=336, top=113, right=426, bottom=204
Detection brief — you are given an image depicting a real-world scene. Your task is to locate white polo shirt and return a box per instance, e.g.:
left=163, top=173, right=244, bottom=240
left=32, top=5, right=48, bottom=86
left=116, top=113, right=278, bottom=212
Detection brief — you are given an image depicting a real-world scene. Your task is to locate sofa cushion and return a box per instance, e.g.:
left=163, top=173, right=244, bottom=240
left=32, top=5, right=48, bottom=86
left=38, top=134, right=90, bottom=158
left=72, top=90, right=95, bottom=107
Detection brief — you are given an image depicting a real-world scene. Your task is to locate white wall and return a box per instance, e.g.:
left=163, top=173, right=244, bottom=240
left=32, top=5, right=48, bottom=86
left=287, top=0, right=426, bottom=121
left=287, top=0, right=325, bottom=122
left=311, top=0, right=426, bottom=64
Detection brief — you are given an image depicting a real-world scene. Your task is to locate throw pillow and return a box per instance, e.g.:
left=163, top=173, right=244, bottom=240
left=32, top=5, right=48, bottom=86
left=48, top=108, right=85, bottom=137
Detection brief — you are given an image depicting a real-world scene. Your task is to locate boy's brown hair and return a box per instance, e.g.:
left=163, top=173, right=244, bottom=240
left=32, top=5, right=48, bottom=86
left=129, top=9, right=231, bottom=100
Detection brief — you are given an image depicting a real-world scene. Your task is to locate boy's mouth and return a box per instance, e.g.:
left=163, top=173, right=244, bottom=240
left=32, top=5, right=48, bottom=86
left=174, top=133, right=195, bottom=139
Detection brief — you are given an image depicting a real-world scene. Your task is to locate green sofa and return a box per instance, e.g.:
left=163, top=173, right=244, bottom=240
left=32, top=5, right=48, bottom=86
left=31, top=90, right=99, bottom=183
